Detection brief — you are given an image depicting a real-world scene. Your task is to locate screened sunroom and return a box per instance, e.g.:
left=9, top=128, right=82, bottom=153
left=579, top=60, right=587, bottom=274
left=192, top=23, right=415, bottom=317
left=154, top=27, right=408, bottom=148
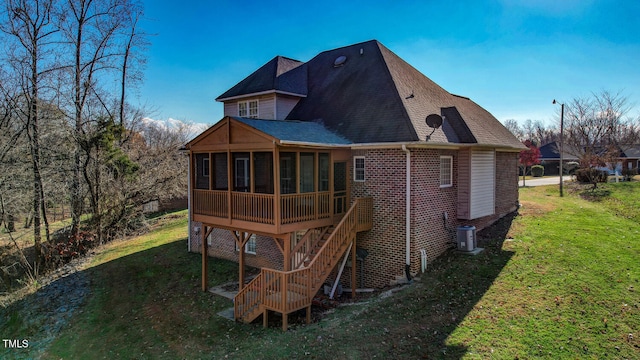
left=187, top=116, right=352, bottom=236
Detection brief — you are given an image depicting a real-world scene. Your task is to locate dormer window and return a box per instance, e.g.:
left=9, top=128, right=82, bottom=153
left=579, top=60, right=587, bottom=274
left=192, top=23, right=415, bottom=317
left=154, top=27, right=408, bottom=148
left=238, top=100, right=259, bottom=118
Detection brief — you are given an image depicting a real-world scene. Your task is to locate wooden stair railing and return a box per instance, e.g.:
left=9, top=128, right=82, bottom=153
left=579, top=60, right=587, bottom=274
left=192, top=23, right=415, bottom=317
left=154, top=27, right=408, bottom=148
left=233, top=197, right=372, bottom=327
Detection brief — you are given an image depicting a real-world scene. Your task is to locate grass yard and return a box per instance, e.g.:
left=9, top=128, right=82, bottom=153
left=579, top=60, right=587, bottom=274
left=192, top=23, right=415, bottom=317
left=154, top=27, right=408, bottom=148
left=2, top=183, right=639, bottom=359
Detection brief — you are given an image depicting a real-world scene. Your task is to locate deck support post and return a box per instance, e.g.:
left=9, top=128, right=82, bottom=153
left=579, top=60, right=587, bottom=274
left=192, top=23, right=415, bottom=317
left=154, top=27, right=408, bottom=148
left=239, top=246, right=245, bottom=291
left=263, top=309, right=268, bottom=328
left=233, top=231, right=251, bottom=291
left=201, top=227, right=208, bottom=292
left=282, top=313, right=288, bottom=331
left=283, top=233, right=291, bottom=271
left=351, top=233, right=357, bottom=299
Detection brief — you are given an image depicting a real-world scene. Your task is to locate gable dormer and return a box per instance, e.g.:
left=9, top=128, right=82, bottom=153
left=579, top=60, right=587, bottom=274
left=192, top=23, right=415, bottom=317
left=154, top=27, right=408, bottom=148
left=216, top=56, right=307, bottom=120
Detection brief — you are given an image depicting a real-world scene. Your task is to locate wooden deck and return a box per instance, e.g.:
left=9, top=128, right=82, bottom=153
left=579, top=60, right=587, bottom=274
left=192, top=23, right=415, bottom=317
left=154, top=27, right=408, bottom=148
left=193, top=190, right=343, bottom=234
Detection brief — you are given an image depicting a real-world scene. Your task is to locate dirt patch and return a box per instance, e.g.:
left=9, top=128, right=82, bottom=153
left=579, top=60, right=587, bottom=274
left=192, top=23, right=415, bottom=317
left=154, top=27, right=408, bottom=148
left=517, top=200, right=555, bottom=217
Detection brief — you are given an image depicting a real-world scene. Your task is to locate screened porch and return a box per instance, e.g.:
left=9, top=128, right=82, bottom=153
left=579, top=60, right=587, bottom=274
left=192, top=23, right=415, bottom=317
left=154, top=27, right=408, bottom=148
left=192, top=149, right=349, bottom=234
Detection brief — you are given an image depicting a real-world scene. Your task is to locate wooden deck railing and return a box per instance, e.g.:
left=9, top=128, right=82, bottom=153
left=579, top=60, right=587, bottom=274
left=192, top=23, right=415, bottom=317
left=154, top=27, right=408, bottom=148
left=356, top=196, right=373, bottom=232
left=281, top=192, right=331, bottom=224
left=262, top=268, right=310, bottom=313
left=290, top=227, right=329, bottom=270
left=231, top=192, right=275, bottom=224
left=194, top=190, right=335, bottom=227
left=193, top=190, right=228, bottom=218
left=234, top=274, right=262, bottom=320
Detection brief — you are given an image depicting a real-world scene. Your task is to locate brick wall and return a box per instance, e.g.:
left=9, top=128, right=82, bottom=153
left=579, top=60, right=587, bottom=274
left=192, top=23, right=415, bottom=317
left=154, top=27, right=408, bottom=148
left=188, top=221, right=283, bottom=270
left=349, top=148, right=414, bottom=288
left=410, top=149, right=459, bottom=276
left=189, top=149, right=520, bottom=290
left=344, top=148, right=520, bottom=289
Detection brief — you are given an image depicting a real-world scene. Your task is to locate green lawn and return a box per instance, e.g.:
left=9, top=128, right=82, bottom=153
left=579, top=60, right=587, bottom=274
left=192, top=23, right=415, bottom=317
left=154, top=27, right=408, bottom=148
left=3, top=183, right=639, bottom=359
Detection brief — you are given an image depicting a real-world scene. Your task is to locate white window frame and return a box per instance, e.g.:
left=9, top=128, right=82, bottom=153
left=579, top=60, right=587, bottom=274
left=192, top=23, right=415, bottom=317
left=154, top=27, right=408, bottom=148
left=235, top=233, right=257, bottom=255
left=440, top=155, right=453, bottom=188
left=354, top=156, right=365, bottom=182
left=238, top=100, right=259, bottom=118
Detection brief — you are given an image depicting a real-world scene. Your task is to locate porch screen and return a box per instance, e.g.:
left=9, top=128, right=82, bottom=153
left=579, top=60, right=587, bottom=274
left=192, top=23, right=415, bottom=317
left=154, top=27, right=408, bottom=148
left=233, top=152, right=250, bottom=192
left=253, top=152, right=274, bottom=194
left=280, top=153, right=296, bottom=194
left=195, top=153, right=209, bottom=189
left=213, top=153, right=228, bottom=190
left=319, top=153, right=329, bottom=191
left=300, top=153, right=315, bottom=193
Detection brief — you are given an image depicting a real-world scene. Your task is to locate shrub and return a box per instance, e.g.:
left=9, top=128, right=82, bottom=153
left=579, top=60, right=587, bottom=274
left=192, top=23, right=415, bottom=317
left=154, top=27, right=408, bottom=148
left=44, top=231, right=97, bottom=266
left=531, top=165, right=544, bottom=177
left=575, top=168, right=608, bottom=183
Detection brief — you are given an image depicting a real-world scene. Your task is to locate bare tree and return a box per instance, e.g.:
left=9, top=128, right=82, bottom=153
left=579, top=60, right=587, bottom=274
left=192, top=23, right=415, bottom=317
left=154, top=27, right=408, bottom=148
left=1, top=0, right=61, bottom=262
left=56, top=0, right=143, bottom=238
left=563, top=90, right=640, bottom=187
left=503, top=118, right=559, bottom=146
left=503, top=119, right=524, bottom=141
left=532, top=120, right=557, bottom=146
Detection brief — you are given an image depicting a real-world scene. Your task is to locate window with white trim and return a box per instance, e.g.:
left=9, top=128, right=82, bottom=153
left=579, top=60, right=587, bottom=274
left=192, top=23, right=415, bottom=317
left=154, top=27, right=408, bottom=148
left=238, top=100, right=259, bottom=118
left=235, top=233, right=257, bottom=255
left=440, top=156, right=453, bottom=188
left=354, top=156, right=365, bottom=182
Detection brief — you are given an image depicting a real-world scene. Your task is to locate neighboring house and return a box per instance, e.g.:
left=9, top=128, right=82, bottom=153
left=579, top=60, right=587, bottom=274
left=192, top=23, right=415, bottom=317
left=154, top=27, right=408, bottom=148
left=539, top=142, right=640, bottom=175
left=538, top=142, right=579, bottom=175
left=185, top=40, right=525, bottom=329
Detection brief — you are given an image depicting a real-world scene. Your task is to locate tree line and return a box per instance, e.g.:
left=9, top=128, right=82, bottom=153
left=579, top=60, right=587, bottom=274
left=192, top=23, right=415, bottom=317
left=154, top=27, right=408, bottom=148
left=0, top=0, right=191, bottom=270
left=506, top=90, right=640, bottom=179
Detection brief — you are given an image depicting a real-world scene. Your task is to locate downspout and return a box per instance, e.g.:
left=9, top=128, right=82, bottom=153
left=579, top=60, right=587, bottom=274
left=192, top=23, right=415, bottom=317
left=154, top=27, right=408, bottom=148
left=402, top=145, right=412, bottom=282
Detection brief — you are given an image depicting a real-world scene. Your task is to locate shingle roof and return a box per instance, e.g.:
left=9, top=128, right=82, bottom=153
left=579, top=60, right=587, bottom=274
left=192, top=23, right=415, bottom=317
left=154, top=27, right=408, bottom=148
left=539, top=142, right=580, bottom=160
left=232, top=117, right=351, bottom=145
left=218, top=40, right=524, bottom=150
left=216, top=56, right=306, bottom=100
left=621, top=146, right=640, bottom=159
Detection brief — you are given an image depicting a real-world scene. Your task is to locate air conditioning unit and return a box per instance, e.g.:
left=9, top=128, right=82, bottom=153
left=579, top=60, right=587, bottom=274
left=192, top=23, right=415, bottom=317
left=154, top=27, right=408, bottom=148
left=457, top=225, right=476, bottom=252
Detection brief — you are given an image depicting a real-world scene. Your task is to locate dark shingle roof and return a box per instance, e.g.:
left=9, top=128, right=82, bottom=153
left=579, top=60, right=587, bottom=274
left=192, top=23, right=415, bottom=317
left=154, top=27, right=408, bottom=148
left=218, top=40, right=524, bottom=149
left=232, top=117, right=351, bottom=145
left=539, top=142, right=580, bottom=160
left=285, top=41, right=417, bottom=143
left=284, top=40, right=523, bottom=148
left=216, top=56, right=306, bottom=100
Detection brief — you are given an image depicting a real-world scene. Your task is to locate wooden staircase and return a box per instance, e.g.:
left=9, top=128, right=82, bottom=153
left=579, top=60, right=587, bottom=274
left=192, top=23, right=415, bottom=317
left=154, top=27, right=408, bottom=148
left=234, top=197, right=372, bottom=329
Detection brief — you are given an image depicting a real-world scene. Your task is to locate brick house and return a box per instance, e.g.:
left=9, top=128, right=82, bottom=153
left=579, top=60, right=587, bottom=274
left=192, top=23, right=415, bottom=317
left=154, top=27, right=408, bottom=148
left=185, top=40, right=525, bottom=329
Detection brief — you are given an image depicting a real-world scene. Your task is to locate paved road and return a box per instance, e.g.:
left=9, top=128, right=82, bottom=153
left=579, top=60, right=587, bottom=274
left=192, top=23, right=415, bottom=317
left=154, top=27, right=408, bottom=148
left=519, top=176, right=567, bottom=187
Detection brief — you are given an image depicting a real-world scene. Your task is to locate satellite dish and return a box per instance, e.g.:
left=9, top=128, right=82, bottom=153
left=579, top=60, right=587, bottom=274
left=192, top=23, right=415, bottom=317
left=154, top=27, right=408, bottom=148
left=425, top=114, right=443, bottom=129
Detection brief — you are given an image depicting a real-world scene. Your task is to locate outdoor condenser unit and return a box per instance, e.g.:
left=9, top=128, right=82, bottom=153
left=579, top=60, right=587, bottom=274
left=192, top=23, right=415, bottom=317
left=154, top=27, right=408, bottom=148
left=456, top=225, right=477, bottom=252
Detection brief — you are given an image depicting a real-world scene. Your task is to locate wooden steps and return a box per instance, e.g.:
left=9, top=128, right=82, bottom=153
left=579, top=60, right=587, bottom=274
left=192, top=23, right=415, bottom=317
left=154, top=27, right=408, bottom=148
left=233, top=197, right=372, bottom=329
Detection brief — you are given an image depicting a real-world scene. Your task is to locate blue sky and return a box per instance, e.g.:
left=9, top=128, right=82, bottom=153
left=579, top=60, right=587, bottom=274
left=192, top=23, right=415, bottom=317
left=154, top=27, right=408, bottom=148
left=138, top=0, right=640, bottom=130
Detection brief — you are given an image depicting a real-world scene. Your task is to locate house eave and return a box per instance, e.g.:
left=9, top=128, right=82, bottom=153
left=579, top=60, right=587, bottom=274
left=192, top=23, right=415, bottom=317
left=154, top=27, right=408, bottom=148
left=349, top=141, right=524, bottom=152
left=216, top=90, right=307, bottom=102
left=278, top=140, right=351, bottom=148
